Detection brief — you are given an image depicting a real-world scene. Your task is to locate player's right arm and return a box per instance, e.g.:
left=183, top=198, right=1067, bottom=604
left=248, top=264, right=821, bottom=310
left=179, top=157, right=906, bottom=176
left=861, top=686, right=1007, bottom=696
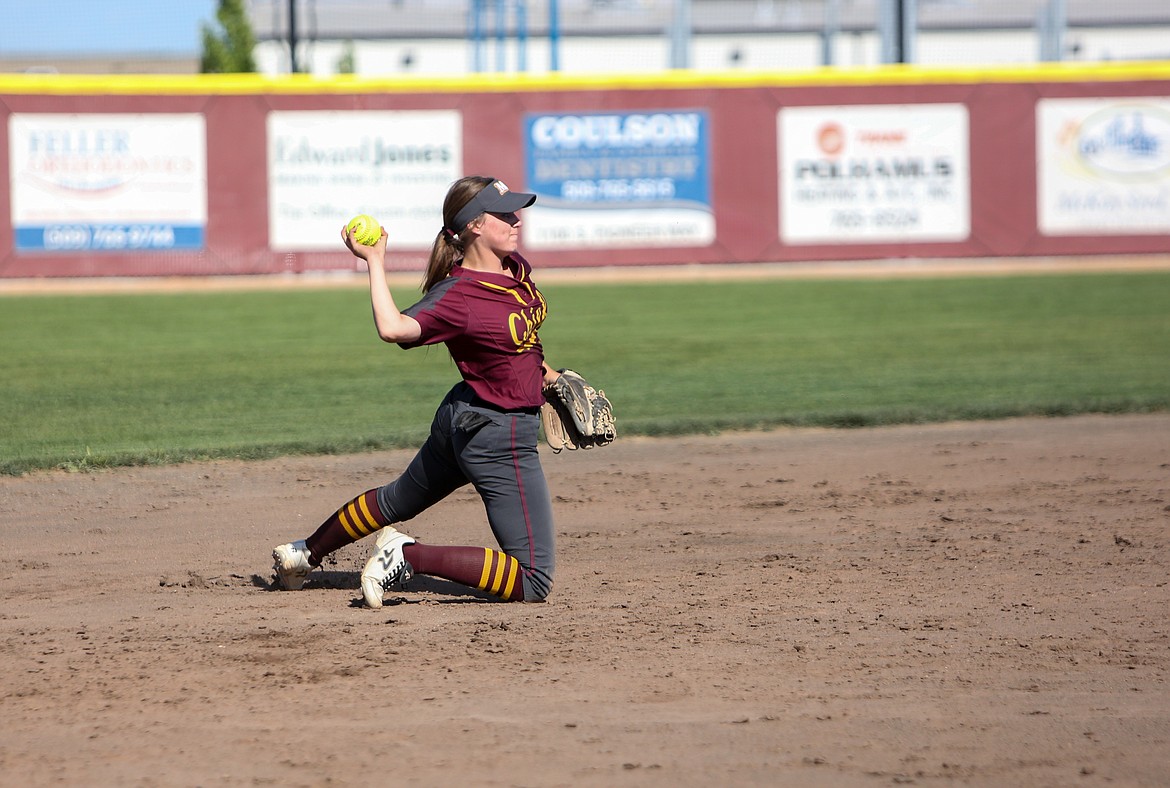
left=342, top=224, right=422, bottom=344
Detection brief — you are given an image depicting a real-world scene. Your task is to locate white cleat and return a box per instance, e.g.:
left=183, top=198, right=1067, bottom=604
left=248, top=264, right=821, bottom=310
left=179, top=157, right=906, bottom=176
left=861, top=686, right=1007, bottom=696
left=360, top=527, right=416, bottom=609
left=272, top=540, right=314, bottom=590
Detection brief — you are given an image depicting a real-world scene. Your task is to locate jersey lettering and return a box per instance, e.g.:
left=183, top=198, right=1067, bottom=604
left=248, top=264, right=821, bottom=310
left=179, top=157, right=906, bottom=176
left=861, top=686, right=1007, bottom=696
left=476, top=278, right=547, bottom=353
left=508, top=297, right=547, bottom=351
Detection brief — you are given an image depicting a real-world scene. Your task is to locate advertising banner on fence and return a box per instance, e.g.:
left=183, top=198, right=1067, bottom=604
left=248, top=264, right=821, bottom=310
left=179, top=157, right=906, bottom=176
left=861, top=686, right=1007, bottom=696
left=521, top=110, right=714, bottom=249
left=267, top=111, right=461, bottom=251
left=1037, top=98, right=1170, bottom=236
left=779, top=104, right=970, bottom=244
left=8, top=114, right=207, bottom=252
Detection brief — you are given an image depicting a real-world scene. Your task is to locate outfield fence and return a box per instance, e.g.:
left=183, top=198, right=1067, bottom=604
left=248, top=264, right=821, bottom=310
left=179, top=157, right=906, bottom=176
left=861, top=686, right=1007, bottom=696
left=1, top=63, right=1168, bottom=279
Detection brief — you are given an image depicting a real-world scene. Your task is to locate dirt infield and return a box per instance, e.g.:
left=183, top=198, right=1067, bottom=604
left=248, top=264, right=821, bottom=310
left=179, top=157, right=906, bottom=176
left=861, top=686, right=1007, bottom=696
left=1, top=413, right=1167, bottom=786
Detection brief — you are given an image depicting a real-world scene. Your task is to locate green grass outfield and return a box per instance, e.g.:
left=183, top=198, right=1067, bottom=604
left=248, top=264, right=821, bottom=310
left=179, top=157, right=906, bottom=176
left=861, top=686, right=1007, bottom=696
left=2, top=271, right=1168, bottom=476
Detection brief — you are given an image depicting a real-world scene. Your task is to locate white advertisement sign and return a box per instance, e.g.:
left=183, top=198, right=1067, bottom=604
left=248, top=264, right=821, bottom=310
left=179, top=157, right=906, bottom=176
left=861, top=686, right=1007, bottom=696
left=267, top=111, right=461, bottom=251
left=9, top=113, right=206, bottom=251
left=779, top=104, right=970, bottom=244
left=1037, top=98, right=1170, bottom=235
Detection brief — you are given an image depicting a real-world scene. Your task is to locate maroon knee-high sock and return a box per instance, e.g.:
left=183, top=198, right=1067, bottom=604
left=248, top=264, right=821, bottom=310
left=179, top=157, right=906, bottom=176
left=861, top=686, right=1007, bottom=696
left=304, top=489, right=389, bottom=564
left=403, top=543, right=525, bottom=601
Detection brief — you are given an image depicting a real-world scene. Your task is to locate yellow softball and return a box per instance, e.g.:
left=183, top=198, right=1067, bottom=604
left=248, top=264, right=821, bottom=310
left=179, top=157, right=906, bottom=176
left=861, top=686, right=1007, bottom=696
left=346, top=214, right=381, bottom=246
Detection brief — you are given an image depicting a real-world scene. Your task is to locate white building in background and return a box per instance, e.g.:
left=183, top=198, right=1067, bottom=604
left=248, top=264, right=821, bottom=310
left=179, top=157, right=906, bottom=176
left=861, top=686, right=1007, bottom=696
left=248, top=0, right=1170, bottom=77
left=1, top=0, right=1166, bottom=76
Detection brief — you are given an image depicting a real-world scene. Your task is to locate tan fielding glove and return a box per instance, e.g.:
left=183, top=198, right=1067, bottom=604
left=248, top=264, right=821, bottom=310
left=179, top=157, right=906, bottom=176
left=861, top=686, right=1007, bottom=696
left=540, top=369, right=617, bottom=452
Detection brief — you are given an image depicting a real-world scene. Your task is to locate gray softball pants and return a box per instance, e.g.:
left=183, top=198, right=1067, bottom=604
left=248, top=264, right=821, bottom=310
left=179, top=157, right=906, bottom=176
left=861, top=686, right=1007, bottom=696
left=374, top=382, right=555, bottom=601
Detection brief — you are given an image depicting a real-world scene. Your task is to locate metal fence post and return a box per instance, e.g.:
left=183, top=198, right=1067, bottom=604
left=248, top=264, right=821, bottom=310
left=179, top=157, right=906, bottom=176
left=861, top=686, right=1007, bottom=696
left=670, top=0, right=692, bottom=70
left=1038, top=0, right=1067, bottom=62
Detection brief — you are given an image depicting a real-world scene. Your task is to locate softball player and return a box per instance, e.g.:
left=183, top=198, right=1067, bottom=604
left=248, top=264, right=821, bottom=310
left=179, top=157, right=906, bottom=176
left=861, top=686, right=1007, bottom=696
left=272, top=176, right=560, bottom=607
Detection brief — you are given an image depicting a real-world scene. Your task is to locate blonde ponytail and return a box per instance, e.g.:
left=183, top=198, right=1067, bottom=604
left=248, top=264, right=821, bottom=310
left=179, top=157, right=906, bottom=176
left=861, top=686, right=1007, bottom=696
left=422, top=229, right=462, bottom=292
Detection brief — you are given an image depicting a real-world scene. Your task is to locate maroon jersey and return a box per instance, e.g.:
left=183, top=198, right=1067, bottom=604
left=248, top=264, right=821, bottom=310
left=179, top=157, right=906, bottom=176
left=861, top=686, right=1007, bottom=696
left=400, top=253, right=548, bottom=410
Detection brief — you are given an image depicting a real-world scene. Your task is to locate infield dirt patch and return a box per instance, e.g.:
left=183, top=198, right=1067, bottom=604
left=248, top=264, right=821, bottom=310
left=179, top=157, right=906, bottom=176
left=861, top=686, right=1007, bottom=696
left=1, top=413, right=1168, bottom=786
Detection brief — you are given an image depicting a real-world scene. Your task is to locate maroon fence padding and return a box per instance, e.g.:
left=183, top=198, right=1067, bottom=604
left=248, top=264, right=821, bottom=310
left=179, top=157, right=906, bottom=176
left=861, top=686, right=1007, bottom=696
left=1, top=73, right=1167, bottom=279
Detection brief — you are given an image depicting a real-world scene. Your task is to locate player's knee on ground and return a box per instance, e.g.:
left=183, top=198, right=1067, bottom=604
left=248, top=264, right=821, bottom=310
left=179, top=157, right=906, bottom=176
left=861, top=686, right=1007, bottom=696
left=522, top=567, right=553, bottom=602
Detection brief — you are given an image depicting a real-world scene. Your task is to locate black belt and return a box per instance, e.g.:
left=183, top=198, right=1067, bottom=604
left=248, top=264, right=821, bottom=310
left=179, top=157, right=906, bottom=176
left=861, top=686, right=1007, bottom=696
left=471, top=396, right=540, bottom=416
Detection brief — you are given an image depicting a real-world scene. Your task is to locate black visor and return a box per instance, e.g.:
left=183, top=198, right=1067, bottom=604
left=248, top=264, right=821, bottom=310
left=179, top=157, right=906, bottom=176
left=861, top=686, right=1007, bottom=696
left=449, top=180, right=536, bottom=233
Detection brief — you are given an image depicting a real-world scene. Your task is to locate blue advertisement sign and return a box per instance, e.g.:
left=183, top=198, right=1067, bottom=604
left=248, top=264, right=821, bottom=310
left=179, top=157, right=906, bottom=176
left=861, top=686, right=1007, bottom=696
left=15, top=224, right=204, bottom=252
left=522, top=110, right=714, bottom=248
